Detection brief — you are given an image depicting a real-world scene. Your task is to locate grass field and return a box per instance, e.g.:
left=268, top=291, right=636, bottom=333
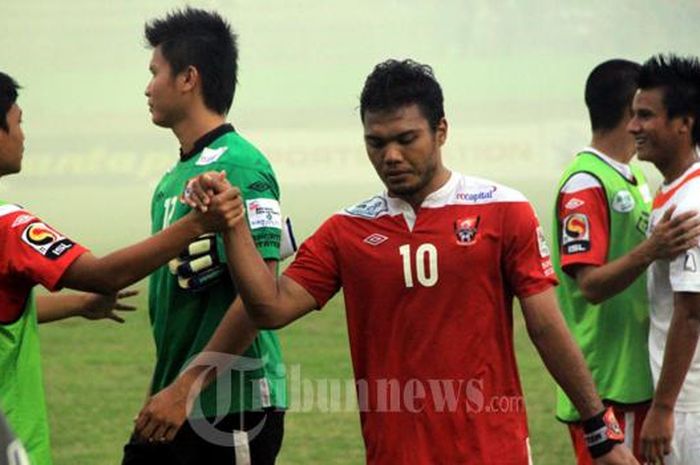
left=40, top=294, right=573, bottom=465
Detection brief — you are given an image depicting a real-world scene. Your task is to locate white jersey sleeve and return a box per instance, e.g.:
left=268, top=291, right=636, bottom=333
left=670, top=180, right=700, bottom=293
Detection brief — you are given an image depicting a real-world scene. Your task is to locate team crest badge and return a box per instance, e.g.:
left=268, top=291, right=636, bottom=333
left=454, top=216, right=480, bottom=246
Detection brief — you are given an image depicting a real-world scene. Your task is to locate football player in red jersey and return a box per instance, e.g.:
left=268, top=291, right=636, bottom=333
left=142, top=60, right=638, bottom=465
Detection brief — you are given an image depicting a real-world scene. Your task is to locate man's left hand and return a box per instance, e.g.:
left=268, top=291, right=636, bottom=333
left=80, top=290, right=139, bottom=323
left=134, top=379, right=192, bottom=443
left=640, top=405, right=674, bottom=464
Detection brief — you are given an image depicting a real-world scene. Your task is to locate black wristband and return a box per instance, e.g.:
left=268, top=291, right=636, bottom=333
left=582, top=407, right=624, bottom=459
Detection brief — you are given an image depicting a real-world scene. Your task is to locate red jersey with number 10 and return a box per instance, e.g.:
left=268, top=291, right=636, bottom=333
left=284, top=172, right=557, bottom=465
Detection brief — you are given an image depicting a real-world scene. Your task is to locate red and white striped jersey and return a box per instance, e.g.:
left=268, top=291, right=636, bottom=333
left=285, top=172, right=556, bottom=465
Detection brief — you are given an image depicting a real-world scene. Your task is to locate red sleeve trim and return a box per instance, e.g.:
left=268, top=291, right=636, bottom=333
left=516, top=278, right=557, bottom=298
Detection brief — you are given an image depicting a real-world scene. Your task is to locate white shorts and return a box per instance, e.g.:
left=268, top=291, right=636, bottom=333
left=666, top=411, right=700, bottom=465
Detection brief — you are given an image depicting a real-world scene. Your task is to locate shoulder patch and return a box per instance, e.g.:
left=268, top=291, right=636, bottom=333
left=21, top=222, right=75, bottom=260
left=246, top=198, right=282, bottom=230
left=344, top=196, right=389, bottom=218
left=196, top=147, right=228, bottom=166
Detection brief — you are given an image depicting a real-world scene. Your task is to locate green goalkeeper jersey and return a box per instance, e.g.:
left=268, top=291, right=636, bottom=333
left=149, top=125, right=287, bottom=417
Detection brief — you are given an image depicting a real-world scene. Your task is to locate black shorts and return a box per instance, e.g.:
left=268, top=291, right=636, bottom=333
left=122, top=409, right=284, bottom=465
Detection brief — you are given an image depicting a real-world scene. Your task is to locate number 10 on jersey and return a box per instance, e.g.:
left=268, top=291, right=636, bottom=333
left=399, top=243, right=438, bottom=288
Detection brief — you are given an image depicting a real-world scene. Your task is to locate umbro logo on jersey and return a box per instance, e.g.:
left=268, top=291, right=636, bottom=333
left=364, top=233, right=388, bottom=246
left=564, top=198, right=585, bottom=210
left=11, top=214, right=34, bottom=228
left=684, top=251, right=698, bottom=273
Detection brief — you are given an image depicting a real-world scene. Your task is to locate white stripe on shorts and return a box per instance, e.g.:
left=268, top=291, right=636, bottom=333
left=233, top=430, right=251, bottom=465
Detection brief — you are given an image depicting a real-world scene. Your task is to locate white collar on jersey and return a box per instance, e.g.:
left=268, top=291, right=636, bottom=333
left=582, top=146, right=634, bottom=181
left=384, top=171, right=459, bottom=231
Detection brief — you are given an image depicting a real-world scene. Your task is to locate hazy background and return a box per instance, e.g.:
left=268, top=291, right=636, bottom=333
left=2, top=1, right=700, bottom=463
left=3, top=0, right=700, bottom=244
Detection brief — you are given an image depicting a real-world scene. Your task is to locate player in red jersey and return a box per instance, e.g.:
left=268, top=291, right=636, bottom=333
left=174, top=60, right=637, bottom=464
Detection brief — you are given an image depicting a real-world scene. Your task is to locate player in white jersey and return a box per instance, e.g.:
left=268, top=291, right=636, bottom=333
left=628, top=54, right=700, bottom=464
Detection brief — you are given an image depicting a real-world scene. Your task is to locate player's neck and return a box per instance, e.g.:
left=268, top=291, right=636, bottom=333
left=659, top=146, right=699, bottom=184
left=590, top=129, right=635, bottom=165
left=396, top=167, right=451, bottom=211
left=172, top=110, right=227, bottom=155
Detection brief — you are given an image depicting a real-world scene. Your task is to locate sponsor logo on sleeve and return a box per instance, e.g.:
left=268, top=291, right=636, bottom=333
left=246, top=198, right=282, bottom=230
left=562, top=213, right=590, bottom=254
left=564, top=197, right=585, bottom=210
left=195, top=147, right=228, bottom=166
left=611, top=190, right=635, bottom=213
left=21, top=222, right=75, bottom=260
left=454, top=216, right=480, bottom=246
left=684, top=250, right=698, bottom=273
left=536, top=227, right=551, bottom=258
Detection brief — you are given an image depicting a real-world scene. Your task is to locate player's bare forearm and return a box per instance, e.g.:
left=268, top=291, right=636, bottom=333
left=36, top=294, right=89, bottom=322
left=575, top=209, right=700, bottom=304
left=520, top=288, right=603, bottom=419
left=652, top=292, right=700, bottom=411
left=58, top=187, right=243, bottom=294
left=575, top=248, right=654, bottom=304
left=222, top=221, right=316, bottom=328
left=36, top=290, right=138, bottom=324
left=58, top=214, right=206, bottom=293
left=177, top=293, right=262, bottom=392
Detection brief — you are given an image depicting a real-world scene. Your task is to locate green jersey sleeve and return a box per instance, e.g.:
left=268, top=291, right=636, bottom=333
left=218, top=167, right=282, bottom=262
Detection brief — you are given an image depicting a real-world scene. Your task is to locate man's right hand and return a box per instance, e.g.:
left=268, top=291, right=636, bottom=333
left=182, top=171, right=232, bottom=213
left=646, top=206, right=700, bottom=261
left=187, top=179, right=244, bottom=232
left=594, top=444, right=640, bottom=465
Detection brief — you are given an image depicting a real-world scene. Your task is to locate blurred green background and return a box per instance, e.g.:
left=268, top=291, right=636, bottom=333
left=2, top=0, right=699, bottom=463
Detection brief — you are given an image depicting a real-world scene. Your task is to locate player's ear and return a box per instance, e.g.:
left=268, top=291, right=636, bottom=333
left=435, top=118, right=448, bottom=146
left=179, top=65, right=199, bottom=93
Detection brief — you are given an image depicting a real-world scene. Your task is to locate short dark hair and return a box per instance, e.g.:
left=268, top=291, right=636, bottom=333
left=585, top=59, right=640, bottom=132
left=360, top=59, right=445, bottom=131
left=0, top=72, right=20, bottom=133
left=639, top=53, right=700, bottom=144
left=145, top=7, right=238, bottom=115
